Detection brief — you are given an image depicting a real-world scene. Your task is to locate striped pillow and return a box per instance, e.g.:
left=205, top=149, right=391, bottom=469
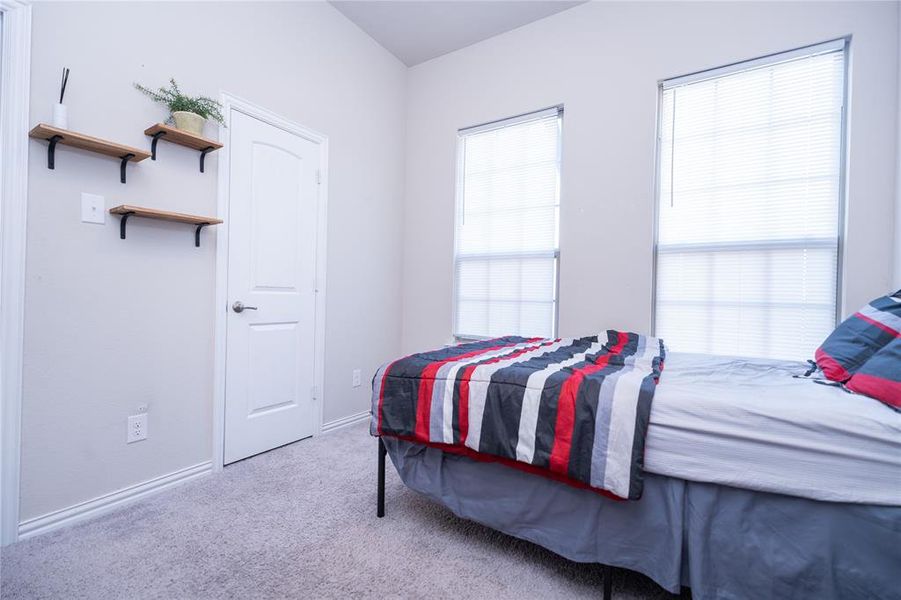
left=814, top=291, right=901, bottom=382
left=845, top=339, right=901, bottom=410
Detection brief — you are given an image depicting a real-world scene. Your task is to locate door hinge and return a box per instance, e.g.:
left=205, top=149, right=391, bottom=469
left=316, top=169, right=321, bottom=185
left=311, top=385, right=319, bottom=401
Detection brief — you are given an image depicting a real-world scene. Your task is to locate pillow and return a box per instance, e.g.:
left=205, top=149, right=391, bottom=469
left=845, top=338, right=901, bottom=411
left=814, top=291, right=901, bottom=382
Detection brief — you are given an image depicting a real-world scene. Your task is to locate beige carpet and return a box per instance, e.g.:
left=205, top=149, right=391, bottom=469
left=1, top=422, right=675, bottom=599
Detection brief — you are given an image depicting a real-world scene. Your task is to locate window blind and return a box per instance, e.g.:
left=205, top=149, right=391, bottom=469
left=454, top=107, right=562, bottom=339
left=655, top=41, right=846, bottom=360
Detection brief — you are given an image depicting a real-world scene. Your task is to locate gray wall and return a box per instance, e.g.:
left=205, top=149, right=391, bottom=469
left=19, top=0, right=901, bottom=525
left=401, top=1, right=900, bottom=352
left=21, top=2, right=406, bottom=520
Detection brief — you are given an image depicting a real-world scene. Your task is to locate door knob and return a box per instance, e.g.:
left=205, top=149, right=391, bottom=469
left=232, top=301, right=258, bottom=313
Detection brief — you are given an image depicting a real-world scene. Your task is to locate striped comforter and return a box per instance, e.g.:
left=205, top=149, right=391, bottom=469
left=371, top=331, right=666, bottom=500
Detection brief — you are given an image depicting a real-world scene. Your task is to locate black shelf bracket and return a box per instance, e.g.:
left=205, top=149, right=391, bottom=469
left=119, top=211, right=135, bottom=240
left=194, top=223, right=210, bottom=248
left=150, top=131, right=167, bottom=160
left=47, top=135, right=63, bottom=169
left=38, top=133, right=140, bottom=182
left=119, top=153, right=135, bottom=184
left=199, top=146, right=215, bottom=173
left=118, top=213, right=211, bottom=248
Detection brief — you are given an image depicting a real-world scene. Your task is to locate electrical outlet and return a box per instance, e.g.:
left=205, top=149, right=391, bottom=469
left=81, top=193, right=105, bottom=224
left=352, top=369, right=362, bottom=388
left=127, top=413, right=148, bottom=443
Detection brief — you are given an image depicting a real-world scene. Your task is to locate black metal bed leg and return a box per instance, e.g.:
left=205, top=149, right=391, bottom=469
left=377, top=437, right=386, bottom=518
left=603, top=564, right=612, bottom=600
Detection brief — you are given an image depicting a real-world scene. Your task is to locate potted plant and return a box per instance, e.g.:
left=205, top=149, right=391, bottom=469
left=134, top=78, right=224, bottom=136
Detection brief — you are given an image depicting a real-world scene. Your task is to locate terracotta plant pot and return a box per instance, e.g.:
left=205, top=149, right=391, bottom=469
left=172, top=111, right=206, bottom=136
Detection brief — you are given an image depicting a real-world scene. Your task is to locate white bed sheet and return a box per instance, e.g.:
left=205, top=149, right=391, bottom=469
left=644, top=352, right=901, bottom=506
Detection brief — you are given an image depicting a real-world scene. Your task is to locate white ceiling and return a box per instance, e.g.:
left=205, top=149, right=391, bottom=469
left=330, top=1, right=586, bottom=66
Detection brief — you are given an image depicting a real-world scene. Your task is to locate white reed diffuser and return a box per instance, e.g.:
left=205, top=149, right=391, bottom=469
left=52, top=67, right=69, bottom=129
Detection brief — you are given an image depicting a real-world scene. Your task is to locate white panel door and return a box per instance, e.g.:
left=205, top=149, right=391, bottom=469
left=224, top=110, right=320, bottom=464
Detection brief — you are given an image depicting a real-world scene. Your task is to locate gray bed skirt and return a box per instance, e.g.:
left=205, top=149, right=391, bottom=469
left=384, top=437, right=901, bottom=600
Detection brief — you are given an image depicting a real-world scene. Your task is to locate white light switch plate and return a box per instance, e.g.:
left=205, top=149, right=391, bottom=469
left=81, top=193, right=105, bottom=224
left=352, top=369, right=362, bottom=388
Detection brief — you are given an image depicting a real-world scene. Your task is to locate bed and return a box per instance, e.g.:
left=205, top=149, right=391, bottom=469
left=371, top=336, right=901, bottom=600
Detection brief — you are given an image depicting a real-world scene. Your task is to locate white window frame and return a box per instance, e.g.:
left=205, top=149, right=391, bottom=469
left=452, top=106, right=563, bottom=341
left=651, top=38, right=850, bottom=344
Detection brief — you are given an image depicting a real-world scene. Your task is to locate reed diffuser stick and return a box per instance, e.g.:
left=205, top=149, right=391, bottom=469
left=59, top=67, right=69, bottom=104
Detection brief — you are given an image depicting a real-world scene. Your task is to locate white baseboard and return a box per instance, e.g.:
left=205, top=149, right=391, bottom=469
left=321, top=410, right=370, bottom=434
left=18, top=461, right=212, bottom=540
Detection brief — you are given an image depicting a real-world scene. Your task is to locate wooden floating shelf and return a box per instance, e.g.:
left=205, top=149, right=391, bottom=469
left=144, top=124, right=223, bottom=152
left=29, top=123, right=150, bottom=183
left=109, top=205, right=223, bottom=248
left=109, top=205, right=223, bottom=225
left=30, top=124, right=151, bottom=160
left=144, top=123, right=223, bottom=173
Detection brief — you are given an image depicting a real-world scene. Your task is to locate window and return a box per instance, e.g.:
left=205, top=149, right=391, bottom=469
left=655, top=40, right=847, bottom=360
left=454, top=107, right=562, bottom=339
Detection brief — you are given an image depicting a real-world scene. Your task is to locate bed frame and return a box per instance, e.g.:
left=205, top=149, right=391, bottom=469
left=375, top=437, right=616, bottom=600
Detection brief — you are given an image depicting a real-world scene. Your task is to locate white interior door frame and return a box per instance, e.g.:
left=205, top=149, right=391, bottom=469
left=213, top=92, right=328, bottom=471
left=0, top=0, right=31, bottom=547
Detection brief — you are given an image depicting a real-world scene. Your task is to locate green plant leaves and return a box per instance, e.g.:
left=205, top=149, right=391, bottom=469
left=134, top=78, right=225, bottom=126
